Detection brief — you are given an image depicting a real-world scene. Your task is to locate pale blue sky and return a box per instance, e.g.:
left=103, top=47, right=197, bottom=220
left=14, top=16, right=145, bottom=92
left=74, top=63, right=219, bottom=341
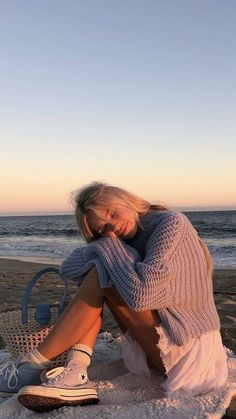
left=1, top=0, right=235, bottom=213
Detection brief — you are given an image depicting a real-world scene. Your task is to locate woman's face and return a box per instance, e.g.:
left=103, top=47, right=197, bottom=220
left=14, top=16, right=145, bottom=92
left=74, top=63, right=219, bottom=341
left=86, top=206, right=138, bottom=239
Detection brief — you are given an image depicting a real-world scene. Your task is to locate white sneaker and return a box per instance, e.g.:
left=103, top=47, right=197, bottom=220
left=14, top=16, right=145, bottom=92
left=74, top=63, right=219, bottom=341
left=18, top=360, right=99, bottom=412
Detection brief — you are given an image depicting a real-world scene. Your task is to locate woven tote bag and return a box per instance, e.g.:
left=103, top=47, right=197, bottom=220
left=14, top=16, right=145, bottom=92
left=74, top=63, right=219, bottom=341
left=0, top=267, right=68, bottom=366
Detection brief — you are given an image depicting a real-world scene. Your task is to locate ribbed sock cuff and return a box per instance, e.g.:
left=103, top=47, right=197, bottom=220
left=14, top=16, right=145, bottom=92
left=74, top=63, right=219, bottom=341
left=26, top=348, right=52, bottom=369
left=71, top=344, right=93, bottom=357
left=67, top=344, right=93, bottom=365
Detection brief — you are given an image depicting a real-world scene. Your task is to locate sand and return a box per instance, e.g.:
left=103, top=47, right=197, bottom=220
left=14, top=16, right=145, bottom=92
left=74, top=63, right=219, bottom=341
left=0, top=258, right=235, bottom=350
left=0, top=258, right=235, bottom=417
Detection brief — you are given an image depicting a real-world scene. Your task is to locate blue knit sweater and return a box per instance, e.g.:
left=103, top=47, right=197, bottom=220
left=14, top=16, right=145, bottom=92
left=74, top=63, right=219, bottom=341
left=60, top=210, right=220, bottom=346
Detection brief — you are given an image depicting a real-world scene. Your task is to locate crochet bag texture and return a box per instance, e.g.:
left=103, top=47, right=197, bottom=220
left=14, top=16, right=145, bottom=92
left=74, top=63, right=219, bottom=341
left=0, top=267, right=68, bottom=366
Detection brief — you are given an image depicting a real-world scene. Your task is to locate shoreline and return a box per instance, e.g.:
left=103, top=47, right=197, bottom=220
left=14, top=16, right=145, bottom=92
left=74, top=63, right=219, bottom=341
left=0, top=258, right=235, bottom=352
left=0, top=256, right=62, bottom=266
left=0, top=256, right=236, bottom=270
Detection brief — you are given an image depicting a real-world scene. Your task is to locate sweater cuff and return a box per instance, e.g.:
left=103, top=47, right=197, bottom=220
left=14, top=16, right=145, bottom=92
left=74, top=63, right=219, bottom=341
left=60, top=247, right=86, bottom=281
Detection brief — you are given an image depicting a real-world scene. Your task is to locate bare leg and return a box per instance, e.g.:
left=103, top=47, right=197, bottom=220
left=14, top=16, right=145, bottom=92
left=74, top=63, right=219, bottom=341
left=38, top=268, right=165, bottom=375
left=78, top=316, right=102, bottom=348
left=104, top=289, right=166, bottom=375
left=38, top=268, right=103, bottom=359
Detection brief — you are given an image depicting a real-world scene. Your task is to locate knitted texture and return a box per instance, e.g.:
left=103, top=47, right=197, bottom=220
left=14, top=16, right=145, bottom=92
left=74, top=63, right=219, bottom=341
left=60, top=211, right=220, bottom=346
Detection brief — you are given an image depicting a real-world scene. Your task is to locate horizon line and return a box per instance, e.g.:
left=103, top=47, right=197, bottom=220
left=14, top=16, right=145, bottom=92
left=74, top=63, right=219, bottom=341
left=0, top=206, right=236, bottom=217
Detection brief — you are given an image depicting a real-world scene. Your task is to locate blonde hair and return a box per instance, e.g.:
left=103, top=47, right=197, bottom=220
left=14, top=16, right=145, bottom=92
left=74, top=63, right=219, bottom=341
left=198, top=237, right=213, bottom=277
left=73, top=181, right=167, bottom=241
left=73, top=181, right=213, bottom=277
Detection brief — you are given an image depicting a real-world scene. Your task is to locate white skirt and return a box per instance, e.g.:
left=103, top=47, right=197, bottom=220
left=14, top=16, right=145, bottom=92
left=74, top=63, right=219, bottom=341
left=119, top=325, right=228, bottom=397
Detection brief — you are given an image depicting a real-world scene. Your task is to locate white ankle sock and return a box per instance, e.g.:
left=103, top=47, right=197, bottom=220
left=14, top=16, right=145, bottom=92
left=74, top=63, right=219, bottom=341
left=25, top=348, right=52, bottom=369
left=67, top=344, right=92, bottom=368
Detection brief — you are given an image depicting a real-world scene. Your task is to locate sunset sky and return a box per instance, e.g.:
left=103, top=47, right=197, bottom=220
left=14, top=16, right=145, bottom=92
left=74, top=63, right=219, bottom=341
left=1, top=1, right=235, bottom=214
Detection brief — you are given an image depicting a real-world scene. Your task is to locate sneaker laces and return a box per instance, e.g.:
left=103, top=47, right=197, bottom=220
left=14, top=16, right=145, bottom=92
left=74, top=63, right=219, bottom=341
left=44, top=362, right=87, bottom=385
left=44, top=366, right=70, bottom=384
left=0, top=360, right=18, bottom=389
left=44, top=366, right=65, bottom=382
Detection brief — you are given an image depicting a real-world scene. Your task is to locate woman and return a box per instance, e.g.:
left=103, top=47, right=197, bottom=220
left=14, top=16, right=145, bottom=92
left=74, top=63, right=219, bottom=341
left=0, top=182, right=228, bottom=412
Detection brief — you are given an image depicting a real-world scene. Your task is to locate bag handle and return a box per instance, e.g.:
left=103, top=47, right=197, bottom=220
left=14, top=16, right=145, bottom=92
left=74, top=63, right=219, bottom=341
left=21, top=267, right=68, bottom=324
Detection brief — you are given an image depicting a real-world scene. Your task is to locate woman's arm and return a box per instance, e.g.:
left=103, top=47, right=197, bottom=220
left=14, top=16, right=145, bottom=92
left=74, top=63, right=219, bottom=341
left=60, top=246, right=111, bottom=287
left=85, top=212, right=188, bottom=310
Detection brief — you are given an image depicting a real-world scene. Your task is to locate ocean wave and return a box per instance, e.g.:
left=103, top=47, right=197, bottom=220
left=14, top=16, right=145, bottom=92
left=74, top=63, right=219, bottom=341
left=0, top=229, right=78, bottom=237
left=0, top=236, right=83, bottom=261
left=0, top=212, right=235, bottom=268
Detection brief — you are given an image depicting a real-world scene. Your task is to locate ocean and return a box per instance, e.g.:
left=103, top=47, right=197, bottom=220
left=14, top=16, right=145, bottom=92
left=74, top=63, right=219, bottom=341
left=0, top=211, right=235, bottom=268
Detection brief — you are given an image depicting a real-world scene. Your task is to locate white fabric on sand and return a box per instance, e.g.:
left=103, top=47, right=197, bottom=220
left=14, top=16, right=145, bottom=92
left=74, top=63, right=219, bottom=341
left=120, top=325, right=228, bottom=398
left=157, top=325, right=228, bottom=397
left=0, top=332, right=236, bottom=419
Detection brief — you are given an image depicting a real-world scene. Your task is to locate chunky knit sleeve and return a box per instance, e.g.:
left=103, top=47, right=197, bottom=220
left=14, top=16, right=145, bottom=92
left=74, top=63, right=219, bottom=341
left=85, top=212, right=188, bottom=310
left=60, top=246, right=112, bottom=287
left=60, top=212, right=188, bottom=310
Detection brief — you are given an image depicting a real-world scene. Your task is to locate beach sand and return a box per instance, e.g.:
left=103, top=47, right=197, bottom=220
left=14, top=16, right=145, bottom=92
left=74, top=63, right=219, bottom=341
left=0, top=258, right=235, bottom=350
left=0, top=259, right=235, bottom=417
